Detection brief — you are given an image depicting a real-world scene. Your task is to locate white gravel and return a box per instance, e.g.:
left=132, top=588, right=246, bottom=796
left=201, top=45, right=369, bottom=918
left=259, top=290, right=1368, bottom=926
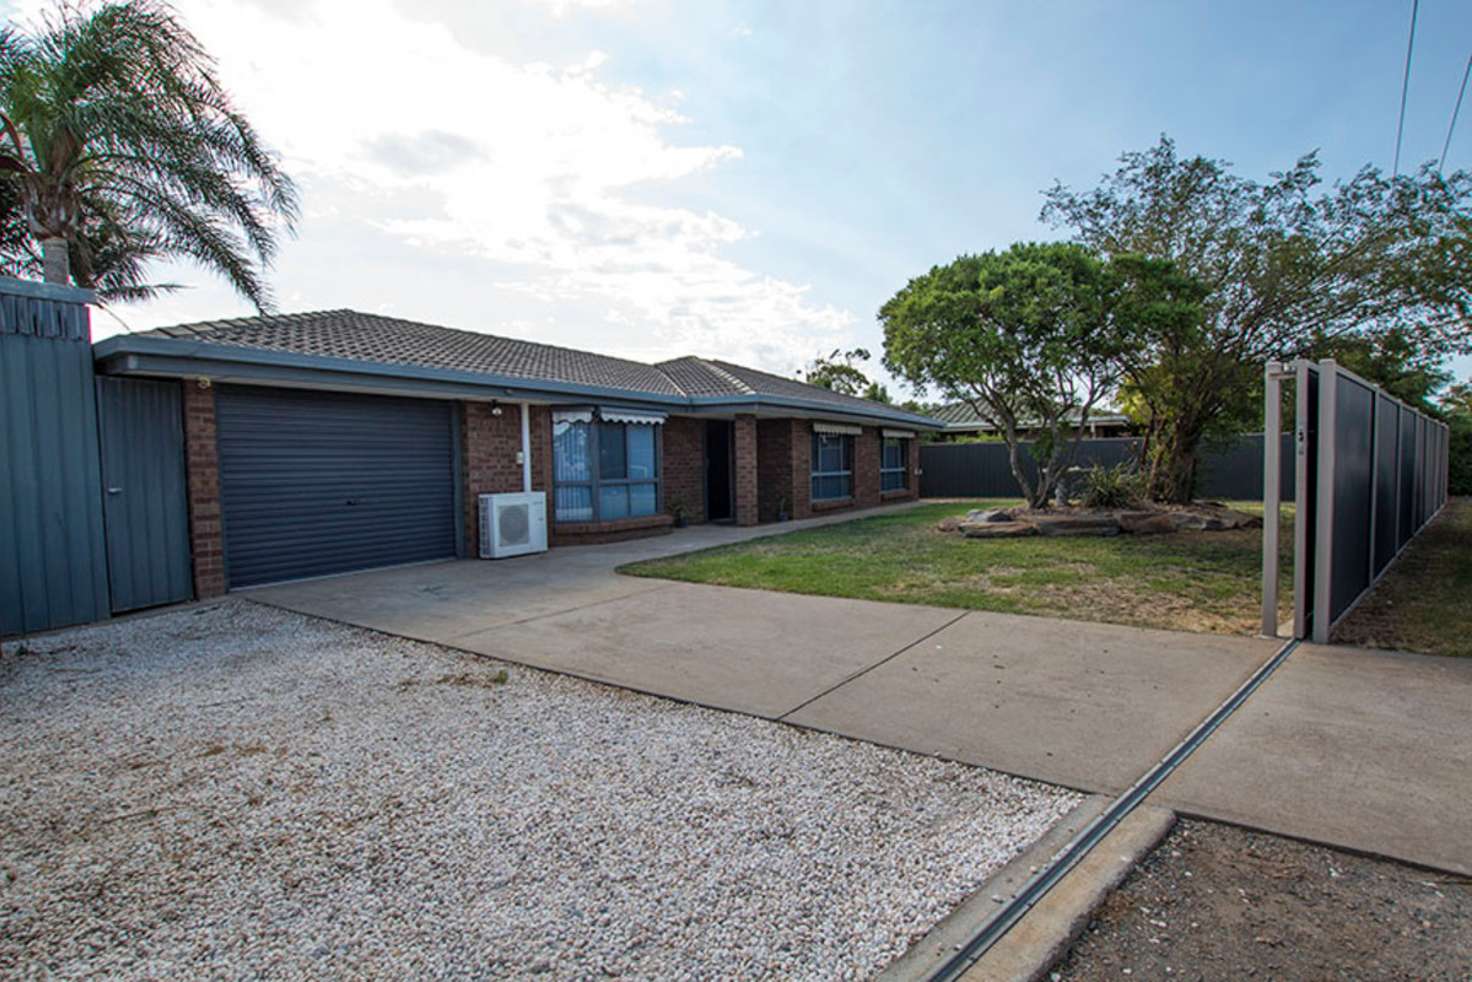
left=1, top=600, right=1079, bottom=980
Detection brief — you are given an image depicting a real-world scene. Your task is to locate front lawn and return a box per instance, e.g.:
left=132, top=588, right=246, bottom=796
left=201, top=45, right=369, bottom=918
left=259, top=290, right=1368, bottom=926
left=624, top=500, right=1292, bottom=636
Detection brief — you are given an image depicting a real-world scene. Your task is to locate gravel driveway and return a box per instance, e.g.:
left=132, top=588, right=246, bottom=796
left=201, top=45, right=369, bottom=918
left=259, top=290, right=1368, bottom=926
left=1, top=601, right=1078, bottom=979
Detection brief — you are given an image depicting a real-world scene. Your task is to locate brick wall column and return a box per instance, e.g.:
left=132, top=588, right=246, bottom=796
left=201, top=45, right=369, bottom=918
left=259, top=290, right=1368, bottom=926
left=733, top=414, right=759, bottom=526
left=908, top=435, right=923, bottom=498
left=855, top=427, right=882, bottom=509
left=789, top=419, right=812, bottom=519
left=182, top=381, right=225, bottom=598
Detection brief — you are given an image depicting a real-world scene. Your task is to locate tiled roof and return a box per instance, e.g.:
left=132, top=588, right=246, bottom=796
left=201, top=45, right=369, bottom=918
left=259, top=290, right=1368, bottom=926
left=135, top=309, right=937, bottom=424
left=935, top=401, right=1131, bottom=428
left=655, top=356, right=914, bottom=418
left=142, top=309, right=684, bottom=397
left=653, top=356, right=754, bottom=397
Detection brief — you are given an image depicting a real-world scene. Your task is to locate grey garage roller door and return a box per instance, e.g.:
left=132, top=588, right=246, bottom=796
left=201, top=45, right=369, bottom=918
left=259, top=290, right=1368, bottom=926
left=216, top=385, right=457, bottom=587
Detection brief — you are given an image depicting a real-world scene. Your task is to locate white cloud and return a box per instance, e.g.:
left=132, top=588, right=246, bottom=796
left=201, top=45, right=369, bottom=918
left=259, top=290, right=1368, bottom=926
left=100, top=0, right=854, bottom=374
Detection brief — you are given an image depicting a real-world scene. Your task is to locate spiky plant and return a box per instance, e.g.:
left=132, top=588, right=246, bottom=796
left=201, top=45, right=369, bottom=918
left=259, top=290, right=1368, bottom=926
left=0, top=0, right=297, bottom=308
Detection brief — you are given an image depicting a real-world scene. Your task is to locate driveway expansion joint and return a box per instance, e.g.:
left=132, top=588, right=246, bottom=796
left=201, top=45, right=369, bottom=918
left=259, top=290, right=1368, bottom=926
left=775, top=611, right=971, bottom=722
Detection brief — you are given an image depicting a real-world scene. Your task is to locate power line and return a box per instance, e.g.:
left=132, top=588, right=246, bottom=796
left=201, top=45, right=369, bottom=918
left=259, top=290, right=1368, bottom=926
left=1441, top=53, right=1472, bottom=171
left=1393, top=0, right=1419, bottom=177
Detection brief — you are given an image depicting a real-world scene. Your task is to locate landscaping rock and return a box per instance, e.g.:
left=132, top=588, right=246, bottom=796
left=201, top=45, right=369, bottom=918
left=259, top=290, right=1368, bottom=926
left=965, top=508, right=1017, bottom=523
left=960, top=520, right=1038, bottom=538
left=1118, top=511, right=1179, bottom=535
left=1029, top=513, right=1121, bottom=537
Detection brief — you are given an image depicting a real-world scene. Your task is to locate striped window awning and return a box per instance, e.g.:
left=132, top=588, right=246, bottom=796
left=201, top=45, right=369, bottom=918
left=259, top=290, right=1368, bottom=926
left=882, top=428, right=917, bottom=439
left=812, top=421, right=862, bottom=436
left=552, top=409, right=594, bottom=424
left=599, top=408, right=667, bottom=425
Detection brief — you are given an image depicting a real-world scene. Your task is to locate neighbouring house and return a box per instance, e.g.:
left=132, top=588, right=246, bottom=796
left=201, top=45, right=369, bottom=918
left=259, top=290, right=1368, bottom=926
left=931, top=402, right=1136, bottom=441
left=92, top=309, right=939, bottom=596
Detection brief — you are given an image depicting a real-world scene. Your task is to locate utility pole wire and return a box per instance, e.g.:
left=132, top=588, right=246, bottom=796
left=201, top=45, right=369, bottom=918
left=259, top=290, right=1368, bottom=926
left=1393, top=0, right=1419, bottom=177
left=1440, top=53, right=1472, bottom=171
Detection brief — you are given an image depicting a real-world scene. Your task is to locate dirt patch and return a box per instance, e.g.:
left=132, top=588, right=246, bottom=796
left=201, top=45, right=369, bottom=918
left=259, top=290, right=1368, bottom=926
left=1052, top=819, right=1472, bottom=980
left=1029, top=579, right=1251, bottom=635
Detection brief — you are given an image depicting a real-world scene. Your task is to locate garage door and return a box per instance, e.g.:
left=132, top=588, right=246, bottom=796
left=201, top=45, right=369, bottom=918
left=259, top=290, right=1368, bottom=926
left=216, top=385, right=457, bottom=587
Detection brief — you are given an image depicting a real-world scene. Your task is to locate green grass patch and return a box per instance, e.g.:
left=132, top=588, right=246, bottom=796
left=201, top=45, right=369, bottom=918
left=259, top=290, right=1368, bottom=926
left=623, top=500, right=1293, bottom=635
left=1332, top=497, right=1472, bottom=657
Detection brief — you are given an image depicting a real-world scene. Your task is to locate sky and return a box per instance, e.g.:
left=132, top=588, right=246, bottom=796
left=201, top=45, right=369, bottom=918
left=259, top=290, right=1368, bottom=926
left=6, top=0, right=1472, bottom=390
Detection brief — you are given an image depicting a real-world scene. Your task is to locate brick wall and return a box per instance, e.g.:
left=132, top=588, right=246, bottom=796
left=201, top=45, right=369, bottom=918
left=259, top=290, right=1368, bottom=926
left=789, top=420, right=813, bottom=518
left=854, top=427, right=882, bottom=509
left=462, top=402, right=555, bottom=553
left=733, top=415, right=759, bottom=526
left=182, top=381, right=225, bottom=598
left=756, top=419, right=792, bottom=522
left=662, top=415, right=706, bottom=524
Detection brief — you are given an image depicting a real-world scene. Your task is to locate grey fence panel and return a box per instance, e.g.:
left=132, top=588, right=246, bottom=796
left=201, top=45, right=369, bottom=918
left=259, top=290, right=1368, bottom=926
left=1397, top=407, right=1416, bottom=550
left=97, top=377, right=193, bottom=613
left=1371, top=393, right=1399, bottom=577
left=1327, top=374, right=1375, bottom=626
left=1296, top=358, right=1451, bottom=644
left=920, top=433, right=1294, bottom=501
left=0, top=278, right=109, bottom=636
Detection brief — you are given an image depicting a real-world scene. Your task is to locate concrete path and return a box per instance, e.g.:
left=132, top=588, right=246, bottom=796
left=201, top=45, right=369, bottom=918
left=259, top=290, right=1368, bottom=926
left=785, top=612, right=1274, bottom=793
left=1158, top=641, right=1472, bottom=876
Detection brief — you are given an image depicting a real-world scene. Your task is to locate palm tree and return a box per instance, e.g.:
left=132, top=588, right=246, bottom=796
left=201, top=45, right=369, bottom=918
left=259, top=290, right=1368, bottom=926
left=0, top=1, right=297, bottom=308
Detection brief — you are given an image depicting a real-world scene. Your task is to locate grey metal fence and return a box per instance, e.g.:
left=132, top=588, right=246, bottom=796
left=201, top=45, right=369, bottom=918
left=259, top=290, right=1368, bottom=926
left=1261, top=359, right=1450, bottom=643
left=920, top=434, right=1295, bottom=501
left=0, top=278, right=110, bottom=636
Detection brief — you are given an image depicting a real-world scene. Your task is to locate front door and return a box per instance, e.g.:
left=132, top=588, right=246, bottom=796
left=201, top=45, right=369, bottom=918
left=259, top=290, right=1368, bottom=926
left=97, top=377, right=193, bottom=613
left=705, top=420, right=733, bottom=522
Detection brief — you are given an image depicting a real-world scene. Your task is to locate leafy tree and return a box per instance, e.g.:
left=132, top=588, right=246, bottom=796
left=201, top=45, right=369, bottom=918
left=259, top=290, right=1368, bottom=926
left=861, top=380, right=892, bottom=404
left=880, top=242, right=1169, bottom=508
left=1308, top=328, right=1451, bottom=414
left=1043, top=136, right=1472, bottom=502
left=802, top=347, right=875, bottom=396
left=1444, top=381, right=1472, bottom=495
left=0, top=1, right=298, bottom=307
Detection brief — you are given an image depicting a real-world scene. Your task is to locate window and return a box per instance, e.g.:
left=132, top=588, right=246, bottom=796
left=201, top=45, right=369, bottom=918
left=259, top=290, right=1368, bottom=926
left=810, top=431, right=854, bottom=500
left=553, top=416, right=660, bottom=523
left=881, top=437, right=909, bottom=491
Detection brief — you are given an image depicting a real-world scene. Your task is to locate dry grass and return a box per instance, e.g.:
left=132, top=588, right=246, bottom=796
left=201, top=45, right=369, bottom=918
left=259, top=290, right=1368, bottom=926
left=1333, top=497, right=1472, bottom=657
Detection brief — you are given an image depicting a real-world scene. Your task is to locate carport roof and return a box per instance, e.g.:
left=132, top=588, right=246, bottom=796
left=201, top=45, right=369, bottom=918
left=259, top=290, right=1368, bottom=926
left=98, top=308, right=941, bottom=428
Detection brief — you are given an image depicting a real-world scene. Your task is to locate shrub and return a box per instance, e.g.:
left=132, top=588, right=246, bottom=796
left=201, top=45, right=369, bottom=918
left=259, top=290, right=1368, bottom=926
left=1079, top=462, right=1145, bottom=509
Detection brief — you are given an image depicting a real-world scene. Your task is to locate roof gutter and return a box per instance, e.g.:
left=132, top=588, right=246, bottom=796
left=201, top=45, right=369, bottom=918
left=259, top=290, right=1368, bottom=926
left=94, top=334, right=943, bottom=429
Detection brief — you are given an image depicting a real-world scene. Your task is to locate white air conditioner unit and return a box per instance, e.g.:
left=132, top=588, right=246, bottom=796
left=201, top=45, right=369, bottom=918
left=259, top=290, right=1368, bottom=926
left=479, top=491, right=548, bottom=559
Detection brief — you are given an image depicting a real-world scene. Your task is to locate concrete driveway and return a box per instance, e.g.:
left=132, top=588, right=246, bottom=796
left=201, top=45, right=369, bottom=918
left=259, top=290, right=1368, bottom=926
left=246, top=509, right=1277, bottom=795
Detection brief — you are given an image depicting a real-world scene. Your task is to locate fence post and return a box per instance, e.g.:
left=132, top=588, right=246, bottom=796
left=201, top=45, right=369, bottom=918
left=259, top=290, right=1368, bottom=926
left=1260, top=362, right=1284, bottom=637
left=1311, top=359, right=1338, bottom=644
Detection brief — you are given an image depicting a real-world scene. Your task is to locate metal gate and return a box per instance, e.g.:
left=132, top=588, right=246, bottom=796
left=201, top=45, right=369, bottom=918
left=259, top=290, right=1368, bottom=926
left=97, top=377, right=193, bottom=613
left=1262, top=359, right=1450, bottom=643
left=215, top=385, right=458, bottom=587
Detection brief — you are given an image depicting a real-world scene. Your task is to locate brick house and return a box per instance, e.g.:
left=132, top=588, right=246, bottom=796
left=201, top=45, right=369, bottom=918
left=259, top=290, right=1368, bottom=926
left=94, top=310, right=938, bottom=596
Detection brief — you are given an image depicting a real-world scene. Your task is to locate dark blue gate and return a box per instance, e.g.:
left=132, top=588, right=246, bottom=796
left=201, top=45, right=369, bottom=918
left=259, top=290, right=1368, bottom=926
left=97, top=376, right=193, bottom=612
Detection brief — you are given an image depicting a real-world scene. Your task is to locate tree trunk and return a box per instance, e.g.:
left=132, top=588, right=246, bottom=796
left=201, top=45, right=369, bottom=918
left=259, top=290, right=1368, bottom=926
left=41, top=237, right=70, bottom=285
left=1147, top=415, right=1206, bottom=504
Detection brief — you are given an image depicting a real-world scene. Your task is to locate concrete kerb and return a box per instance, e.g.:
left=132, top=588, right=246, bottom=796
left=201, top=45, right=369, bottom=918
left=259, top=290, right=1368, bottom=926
left=878, top=795, right=1114, bottom=982
left=958, top=804, right=1176, bottom=982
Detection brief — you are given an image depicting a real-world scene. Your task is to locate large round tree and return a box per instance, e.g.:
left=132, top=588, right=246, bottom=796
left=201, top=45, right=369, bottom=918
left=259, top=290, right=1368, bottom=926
left=0, top=0, right=297, bottom=307
left=880, top=243, right=1192, bottom=508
